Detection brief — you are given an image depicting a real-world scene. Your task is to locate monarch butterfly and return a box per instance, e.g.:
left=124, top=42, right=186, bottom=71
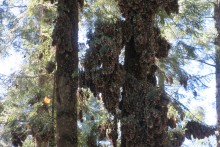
left=44, top=96, right=51, bottom=104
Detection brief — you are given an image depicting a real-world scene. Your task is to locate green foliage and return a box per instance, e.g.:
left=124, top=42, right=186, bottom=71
left=0, top=0, right=56, bottom=145
left=167, top=129, right=185, bottom=147
left=81, top=0, right=120, bottom=29
left=23, top=136, right=35, bottom=147
left=0, top=0, right=217, bottom=146
left=185, top=106, right=205, bottom=122
left=77, top=89, right=110, bottom=146
left=158, top=0, right=214, bottom=91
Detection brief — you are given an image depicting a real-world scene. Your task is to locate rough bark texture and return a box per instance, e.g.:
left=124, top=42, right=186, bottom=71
left=108, top=116, right=118, bottom=147
left=83, top=21, right=123, bottom=146
left=118, top=0, right=178, bottom=146
left=52, top=0, right=78, bottom=146
left=83, top=1, right=178, bottom=146
left=84, top=21, right=124, bottom=114
left=83, top=20, right=124, bottom=147
left=214, top=1, right=220, bottom=146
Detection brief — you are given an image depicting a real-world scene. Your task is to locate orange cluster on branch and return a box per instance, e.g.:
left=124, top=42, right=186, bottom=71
left=43, top=96, right=51, bottom=104
left=83, top=21, right=124, bottom=114
left=185, top=121, right=216, bottom=140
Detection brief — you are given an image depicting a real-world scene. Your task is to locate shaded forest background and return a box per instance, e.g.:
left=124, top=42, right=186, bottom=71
left=0, top=0, right=219, bottom=146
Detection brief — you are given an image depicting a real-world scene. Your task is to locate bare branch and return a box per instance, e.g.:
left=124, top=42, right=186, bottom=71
left=197, top=59, right=216, bottom=67
left=184, top=57, right=216, bottom=67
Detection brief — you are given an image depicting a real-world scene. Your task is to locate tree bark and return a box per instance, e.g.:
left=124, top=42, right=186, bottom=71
left=214, top=1, right=220, bottom=146
left=52, top=0, right=78, bottom=146
left=119, top=1, right=178, bottom=146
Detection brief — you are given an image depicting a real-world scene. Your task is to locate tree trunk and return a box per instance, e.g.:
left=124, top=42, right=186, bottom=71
left=121, top=17, right=168, bottom=147
left=52, top=0, right=78, bottom=146
left=108, top=116, right=118, bottom=147
left=119, top=1, right=178, bottom=146
left=214, top=1, right=220, bottom=146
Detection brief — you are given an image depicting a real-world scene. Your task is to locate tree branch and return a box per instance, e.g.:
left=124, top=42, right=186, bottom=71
left=0, top=5, right=27, bottom=8
left=185, top=58, right=216, bottom=67
left=197, top=59, right=216, bottom=67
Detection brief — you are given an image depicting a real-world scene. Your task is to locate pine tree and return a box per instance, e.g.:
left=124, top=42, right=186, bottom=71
left=83, top=0, right=179, bottom=146
left=0, top=0, right=217, bottom=146
left=118, top=1, right=179, bottom=146
left=0, top=0, right=56, bottom=146
left=52, top=0, right=79, bottom=146
left=82, top=0, right=217, bottom=146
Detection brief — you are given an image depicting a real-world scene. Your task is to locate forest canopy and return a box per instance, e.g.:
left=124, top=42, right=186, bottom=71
left=0, top=0, right=218, bottom=146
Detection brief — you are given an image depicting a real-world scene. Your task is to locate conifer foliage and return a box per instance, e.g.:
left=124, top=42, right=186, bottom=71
left=0, top=0, right=218, bottom=146
left=83, top=0, right=179, bottom=146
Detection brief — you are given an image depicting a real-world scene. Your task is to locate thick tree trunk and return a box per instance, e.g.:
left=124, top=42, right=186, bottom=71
left=214, top=1, right=220, bottom=146
left=121, top=16, right=168, bottom=147
left=119, top=1, right=178, bottom=146
left=52, top=0, right=78, bottom=146
left=108, top=116, right=118, bottom=147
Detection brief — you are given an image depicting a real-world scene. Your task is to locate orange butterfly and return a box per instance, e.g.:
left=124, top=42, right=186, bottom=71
left=44, top=96, right=51, bottom=104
